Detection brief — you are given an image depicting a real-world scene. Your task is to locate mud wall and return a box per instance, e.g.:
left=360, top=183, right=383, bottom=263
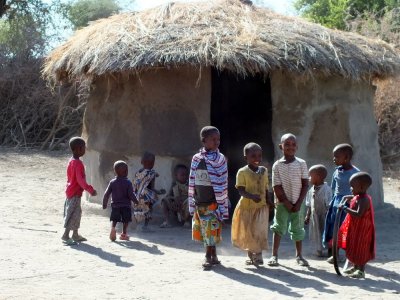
left=270, top=71, right=383, bottom=205
left=82, top=66, right=211, bottom=200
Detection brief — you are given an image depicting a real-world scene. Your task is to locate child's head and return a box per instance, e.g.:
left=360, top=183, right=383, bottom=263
left=243, top=142, right=262, bottom=167
left=200, top=126, right=220, bottom=151
left=174, top=164, right=189, bottom=184
left=309, top=164, right=328, bottom=186
left=69, top=137, right=86, bottom=157
left=279, top=133, right=297, bottom=158
left=114, top=160, right=128, bottom=177
left=349, top=172, right=372, bottom=195
left=141, top=151, right=155, bottom=169
left=333, top=144, right=353, bottom=166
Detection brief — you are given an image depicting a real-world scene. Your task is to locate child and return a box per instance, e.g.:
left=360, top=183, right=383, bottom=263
left=267, top=133, right=309, bottom=267
left=323, top=143, right=359, bottom=263
left=189, top=126, right=229, bottom=270
left=103, top=160, right=138, bottom=241
left=62, top=137, right=97, bottom=245
left=304, top=164, right=332, bottom=257
left=160, top=164, right=190, bottom=228
left=232, top=143, right=273, bottom=266
left=132, top=151, right=165, bottom=230
left=337, top=172, right=375, bottom=279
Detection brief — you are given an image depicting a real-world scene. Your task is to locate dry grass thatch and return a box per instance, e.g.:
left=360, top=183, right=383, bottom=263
left=43, top=0, right=400, bottom=82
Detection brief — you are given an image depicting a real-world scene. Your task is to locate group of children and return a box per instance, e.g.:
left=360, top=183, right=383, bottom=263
left=62, top=127, right=376, bottom=278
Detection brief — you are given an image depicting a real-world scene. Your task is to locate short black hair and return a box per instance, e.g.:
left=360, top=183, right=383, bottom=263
left=243, top=142, right=262, bottom=156
left=174, top=164, right=188, bottom=174
left=333, top=143, right=353, bottom=159
left=142, top=151, right=155, bottom=161
left=350, top=172, right=372, bottom=188
left=113, top=160, right=128, bottom=171
left=280, top=133, right=296, bottom=143
left=309, top=164, right=328, bottom=180
left=200, top=126, right=220, bottom=142
left=69, top=137, right=86, bottom=151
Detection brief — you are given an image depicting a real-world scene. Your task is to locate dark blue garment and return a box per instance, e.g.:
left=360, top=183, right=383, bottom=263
left=322, top=166, right=359, bottom=247
left=103, top=176, right=137, bottom=208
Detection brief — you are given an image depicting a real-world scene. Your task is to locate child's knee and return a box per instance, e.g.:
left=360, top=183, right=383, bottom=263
left=270, top=222, right=287, bottom=236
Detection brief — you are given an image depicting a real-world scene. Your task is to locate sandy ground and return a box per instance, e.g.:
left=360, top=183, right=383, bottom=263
left=0, top=149, right=399, bottom=300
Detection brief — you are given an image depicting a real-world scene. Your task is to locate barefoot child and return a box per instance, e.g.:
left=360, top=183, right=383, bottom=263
left=232, top=143, right=273, bottom=266
left=103, top=161, right=138, bottom=241
left=267, top=133, right=309, bottom=267
left=323, top=144, right=359, bottom=263
left=337, top=172, right=375, bottom=279
left=160, top=164, right=190, bottom=228
left=304, top=164, right=332, bottom=257
left=132, top=151, right=166, bottom=230
left=62, top=137, right=97, bottom=245
left=189, top=126, right=229, bottom=269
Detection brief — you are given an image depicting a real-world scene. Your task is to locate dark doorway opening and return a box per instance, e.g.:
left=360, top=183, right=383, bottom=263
left=211, top=69, right=274, bottom=212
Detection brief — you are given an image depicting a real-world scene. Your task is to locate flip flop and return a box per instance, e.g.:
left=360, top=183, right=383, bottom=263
left=63, top=238, right=77, bottom=246
left=202, top=257, right=213, bottom=270
left=296, top=256, right=309, bottom=267
left=119, top=233, right=130, bottom=241
left=267, top=256, right=279, bottom=267
left=72, top=235, right=87, bottom=242
left=348, top=270, right=365, bottom=279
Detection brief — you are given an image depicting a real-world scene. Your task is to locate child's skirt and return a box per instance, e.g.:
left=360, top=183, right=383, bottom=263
left=192, top=202, right=221, bottom=246
left=231, top=203, right=269, bottom=253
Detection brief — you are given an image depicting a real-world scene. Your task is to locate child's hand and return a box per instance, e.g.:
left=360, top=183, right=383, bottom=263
left=92, top=190, right=97, bottom=196
left=102, top=204, right=107, bottom=209
left=252, top=194, right=261, bottom=203
left=304, top=215, right=310, bottom=225
left=292, top=202, right=301, bottom=212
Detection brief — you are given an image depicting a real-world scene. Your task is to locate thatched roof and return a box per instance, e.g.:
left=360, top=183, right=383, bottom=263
left=43, top=0, right=400, bottom=82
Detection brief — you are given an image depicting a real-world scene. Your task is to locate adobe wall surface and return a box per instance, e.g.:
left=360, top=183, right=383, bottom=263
left=82, top=67, right=211, bottom=200
left=270, top=71, right=383, bottom=205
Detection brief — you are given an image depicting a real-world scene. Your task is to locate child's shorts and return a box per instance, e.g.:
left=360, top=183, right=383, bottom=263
left=270, top=203, right=305, bottom=241
left=110, top=206, right=132, bottom=223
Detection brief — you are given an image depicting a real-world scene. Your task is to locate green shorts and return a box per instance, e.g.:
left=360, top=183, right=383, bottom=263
left=270, top=202, right=306, bottom=241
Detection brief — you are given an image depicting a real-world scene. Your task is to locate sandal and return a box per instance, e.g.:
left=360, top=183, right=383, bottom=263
left=348, top=270, right=365, bottom=279
left=202, top=257, right=213, bottom=270
left=159, top=222, right=171, bottom=228
left=63, top=238, right=77, bottom=246
left=296, top=256, right=309, bottom=267
left=119, top=233, right=130, bottom=241
left=110, top=228, right=116, bottom=241
left=267, top=256, right=279, bottom=267
left=343, top=267, right=357, bottom=275
left=72, top=235, right=87, bottom=242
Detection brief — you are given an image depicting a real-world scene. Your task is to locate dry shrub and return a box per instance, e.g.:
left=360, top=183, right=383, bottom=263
left=348, top=9, right=400, bottom=159
left=0, top=59, right=85, bottom=149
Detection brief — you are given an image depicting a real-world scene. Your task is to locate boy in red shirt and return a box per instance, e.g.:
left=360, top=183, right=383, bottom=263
left=62, top=137, right=97, bottom=245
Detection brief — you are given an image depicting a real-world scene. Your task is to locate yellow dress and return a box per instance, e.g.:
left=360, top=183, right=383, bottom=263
left=231, top=165, right=269, bottom=253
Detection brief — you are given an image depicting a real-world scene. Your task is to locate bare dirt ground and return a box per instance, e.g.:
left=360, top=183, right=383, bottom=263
left=0, top=149, right=399, bottom=299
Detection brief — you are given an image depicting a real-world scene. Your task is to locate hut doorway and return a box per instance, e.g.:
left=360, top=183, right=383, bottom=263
left=211, top=69, right=274, bottom=211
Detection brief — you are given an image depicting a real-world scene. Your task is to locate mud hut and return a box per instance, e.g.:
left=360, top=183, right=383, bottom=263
left=44, top=0, right=400, bottom=206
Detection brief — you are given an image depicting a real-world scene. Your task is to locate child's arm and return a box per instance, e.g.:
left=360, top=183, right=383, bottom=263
left=76, top=162, right=97, bottom=196
left=273, top=185, right=293, bottom=211
left=266, top=189, right=274, bottom=208
left=237, top=186, right=261, bottom=202
left=342, top=197, right=370, bottom=218
left=102, top=183, right=112, bottom=209
left=293, top=178, right=309, bottom=212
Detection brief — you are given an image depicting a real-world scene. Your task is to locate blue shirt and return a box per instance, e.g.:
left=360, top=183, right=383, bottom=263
left=103, top=176, right=137, bottom=208
left=331, top=166, right=360, bottom=197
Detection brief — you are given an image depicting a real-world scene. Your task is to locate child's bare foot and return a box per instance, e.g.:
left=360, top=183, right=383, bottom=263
left=61, top=234, right=70, bottom=241
left=211, top=256, right=221, bottom=265
left=110, top=228, right=116, bottom=241
left=72, top=234, right=87, bottom=242
left=202, top=256, right=212, bottom=270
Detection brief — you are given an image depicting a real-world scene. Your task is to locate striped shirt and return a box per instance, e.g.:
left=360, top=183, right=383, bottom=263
left=272, top=157, right=308, bottom=204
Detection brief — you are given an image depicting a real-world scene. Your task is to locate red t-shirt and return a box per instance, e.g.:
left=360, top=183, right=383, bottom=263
left=65, top=157, right=94, bottom=198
